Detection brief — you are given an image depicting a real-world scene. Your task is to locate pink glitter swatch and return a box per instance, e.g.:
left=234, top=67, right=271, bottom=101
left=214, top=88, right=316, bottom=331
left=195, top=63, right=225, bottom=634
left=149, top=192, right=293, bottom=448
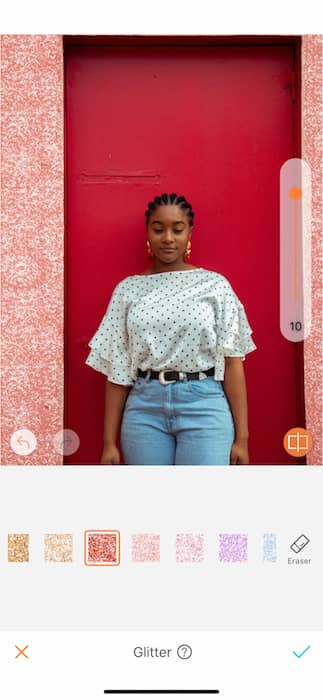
left=219, top=534, right=248, bottom=562
left=176, top=533, right=204, bottom=563
left=132, top=534, right=160, bottom=562
left=84, top=530, right=120, bottom=566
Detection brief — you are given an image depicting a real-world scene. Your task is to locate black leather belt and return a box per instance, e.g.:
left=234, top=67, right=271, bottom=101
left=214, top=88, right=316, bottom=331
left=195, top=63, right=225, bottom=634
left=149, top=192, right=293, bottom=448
left=137, top=367, right=215, bottom=386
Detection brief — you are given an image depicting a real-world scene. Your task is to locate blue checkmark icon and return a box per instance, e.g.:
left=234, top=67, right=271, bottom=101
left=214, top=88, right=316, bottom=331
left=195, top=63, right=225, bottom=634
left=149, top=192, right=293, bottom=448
left=292, top=645, right=311, bottom=658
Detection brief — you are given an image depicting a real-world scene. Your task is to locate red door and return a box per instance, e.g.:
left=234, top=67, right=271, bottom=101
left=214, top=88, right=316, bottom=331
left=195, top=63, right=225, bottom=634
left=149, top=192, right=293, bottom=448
left=64, top=38, right=303, bottom=465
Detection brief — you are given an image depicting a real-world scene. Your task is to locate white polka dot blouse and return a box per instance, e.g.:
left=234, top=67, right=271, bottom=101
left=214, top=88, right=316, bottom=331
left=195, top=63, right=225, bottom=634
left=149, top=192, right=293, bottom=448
left=85, top=268, right=257, bottom=385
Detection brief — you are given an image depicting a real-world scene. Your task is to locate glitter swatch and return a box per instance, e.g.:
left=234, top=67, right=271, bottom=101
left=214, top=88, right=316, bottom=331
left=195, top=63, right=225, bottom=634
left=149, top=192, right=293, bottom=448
left=219, top=534, right=248, bottom=562
left=8, top=534, right=29, bottom=562
left=132, top=534, right=160, bottom=562
left=262, top=533, right=277, bottom=562
left=84, top=530, right=120, bottom=566
left=44, top=534, right=73, bottom=562
left=176, top=533, right=204, bottom=563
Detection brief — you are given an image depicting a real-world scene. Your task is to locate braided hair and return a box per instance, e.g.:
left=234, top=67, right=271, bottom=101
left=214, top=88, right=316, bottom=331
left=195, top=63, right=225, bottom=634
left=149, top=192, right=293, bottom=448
left=145, top=193, right=195, bottom=228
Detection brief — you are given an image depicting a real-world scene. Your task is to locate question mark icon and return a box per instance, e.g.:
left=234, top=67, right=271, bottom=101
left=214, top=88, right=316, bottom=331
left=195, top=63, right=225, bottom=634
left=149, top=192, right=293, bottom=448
left=177, top=644, right=192, bottom=659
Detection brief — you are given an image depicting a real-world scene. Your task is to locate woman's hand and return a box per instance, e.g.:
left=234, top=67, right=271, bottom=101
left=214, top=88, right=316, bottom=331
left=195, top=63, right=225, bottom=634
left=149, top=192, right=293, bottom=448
left=100, top=444, right=121, bottom=465
left=230, top=438, right=249, bottom=465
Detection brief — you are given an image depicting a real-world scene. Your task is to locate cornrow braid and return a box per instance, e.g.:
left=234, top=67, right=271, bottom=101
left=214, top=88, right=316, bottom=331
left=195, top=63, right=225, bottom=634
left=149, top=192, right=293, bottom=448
left=145, top=193, right=195, bottom=227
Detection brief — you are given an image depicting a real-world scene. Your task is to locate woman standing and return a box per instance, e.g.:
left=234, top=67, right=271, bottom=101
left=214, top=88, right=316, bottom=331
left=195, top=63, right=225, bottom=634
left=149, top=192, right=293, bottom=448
left=85, top=193, right=256, bottom=465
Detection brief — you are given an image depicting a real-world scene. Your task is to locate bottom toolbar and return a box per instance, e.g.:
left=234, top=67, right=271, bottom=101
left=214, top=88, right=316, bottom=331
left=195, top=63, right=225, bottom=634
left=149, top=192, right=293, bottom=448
left=1, top=631, right=321, bottom=700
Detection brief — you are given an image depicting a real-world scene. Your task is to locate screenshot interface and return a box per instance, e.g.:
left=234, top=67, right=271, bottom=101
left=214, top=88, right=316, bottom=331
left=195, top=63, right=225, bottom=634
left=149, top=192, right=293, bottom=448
left=1, top=9, right=322, bottom=700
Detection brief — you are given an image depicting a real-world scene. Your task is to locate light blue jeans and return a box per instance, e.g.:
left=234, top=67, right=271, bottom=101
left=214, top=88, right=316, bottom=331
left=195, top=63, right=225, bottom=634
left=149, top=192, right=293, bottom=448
left=120, top=376, right=235, bottom=465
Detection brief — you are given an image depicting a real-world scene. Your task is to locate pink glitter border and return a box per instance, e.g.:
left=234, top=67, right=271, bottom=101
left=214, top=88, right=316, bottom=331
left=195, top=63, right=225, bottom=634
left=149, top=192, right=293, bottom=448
left=1, top=35, right=64, bottom=465
left=302, top=36, right=323, bottom=465
left=0, top=35, right=322, bottom=465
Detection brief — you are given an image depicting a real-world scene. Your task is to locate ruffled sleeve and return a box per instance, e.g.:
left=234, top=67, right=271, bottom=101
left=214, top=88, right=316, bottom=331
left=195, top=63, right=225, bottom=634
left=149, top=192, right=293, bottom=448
left=85, top=282, right=134, bottom=385
left=215, top=278, right=257, bottom=360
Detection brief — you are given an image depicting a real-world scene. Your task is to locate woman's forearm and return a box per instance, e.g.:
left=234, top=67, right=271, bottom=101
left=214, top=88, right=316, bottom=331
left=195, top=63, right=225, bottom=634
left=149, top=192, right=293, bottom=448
left=103, top=380, right=132, bottom=446
left=222, top=357, right=249, bottom=440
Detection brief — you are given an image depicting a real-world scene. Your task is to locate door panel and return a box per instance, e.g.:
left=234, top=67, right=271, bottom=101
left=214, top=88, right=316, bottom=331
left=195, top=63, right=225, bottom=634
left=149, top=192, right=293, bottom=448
left=65, top=41, right=302, bottom=465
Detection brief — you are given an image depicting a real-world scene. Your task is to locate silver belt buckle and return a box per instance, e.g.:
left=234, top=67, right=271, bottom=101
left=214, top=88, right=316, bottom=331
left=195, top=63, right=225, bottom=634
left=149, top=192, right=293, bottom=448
left=159, top=369, right=176, bottom=386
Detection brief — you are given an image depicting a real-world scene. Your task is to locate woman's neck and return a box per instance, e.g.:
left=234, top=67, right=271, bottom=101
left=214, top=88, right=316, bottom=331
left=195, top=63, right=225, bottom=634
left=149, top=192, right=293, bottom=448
left=148, top=263, right=198, bottom=274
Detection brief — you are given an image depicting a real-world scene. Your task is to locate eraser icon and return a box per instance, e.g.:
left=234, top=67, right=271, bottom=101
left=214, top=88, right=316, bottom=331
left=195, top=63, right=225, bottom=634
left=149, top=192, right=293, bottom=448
left=290, top=534, right=310, bottom=553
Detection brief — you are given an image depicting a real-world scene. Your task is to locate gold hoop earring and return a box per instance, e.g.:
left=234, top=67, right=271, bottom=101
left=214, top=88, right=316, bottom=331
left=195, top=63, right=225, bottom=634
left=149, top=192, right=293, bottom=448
left=146, top=241, right=154, bottom=258
left=183, top=241, right=192, bottom=262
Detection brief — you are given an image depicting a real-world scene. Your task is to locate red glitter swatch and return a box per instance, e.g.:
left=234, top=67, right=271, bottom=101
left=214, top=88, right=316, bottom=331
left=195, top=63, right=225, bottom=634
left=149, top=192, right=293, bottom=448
left=84, top=530, right=120, bottom=566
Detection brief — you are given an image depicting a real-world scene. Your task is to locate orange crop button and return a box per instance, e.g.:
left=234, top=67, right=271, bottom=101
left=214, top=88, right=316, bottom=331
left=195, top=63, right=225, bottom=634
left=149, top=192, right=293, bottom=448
left=283, top=427, right=313, bottom=457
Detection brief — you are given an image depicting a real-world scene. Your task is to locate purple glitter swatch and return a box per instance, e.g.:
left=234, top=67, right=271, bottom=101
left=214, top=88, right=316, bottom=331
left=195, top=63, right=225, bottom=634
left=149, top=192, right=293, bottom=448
left=219, top=534, right=248, bottom=562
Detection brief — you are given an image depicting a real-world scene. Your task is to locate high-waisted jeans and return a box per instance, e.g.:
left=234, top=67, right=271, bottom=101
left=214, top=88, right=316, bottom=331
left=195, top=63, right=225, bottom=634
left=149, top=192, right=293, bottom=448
left=120, top=376, right=235, bottom=465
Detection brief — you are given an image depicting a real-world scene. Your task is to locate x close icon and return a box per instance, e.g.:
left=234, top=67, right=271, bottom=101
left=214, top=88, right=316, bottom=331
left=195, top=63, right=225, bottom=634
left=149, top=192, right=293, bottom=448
left=15, top=645, right=29, bottom=659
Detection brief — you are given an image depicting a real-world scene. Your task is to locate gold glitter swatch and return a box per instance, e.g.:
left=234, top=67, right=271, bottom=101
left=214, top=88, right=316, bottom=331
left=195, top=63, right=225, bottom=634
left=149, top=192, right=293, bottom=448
left=44, top=534, right=73, bottom=562
left=8, top=534, right=29, bottom=562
